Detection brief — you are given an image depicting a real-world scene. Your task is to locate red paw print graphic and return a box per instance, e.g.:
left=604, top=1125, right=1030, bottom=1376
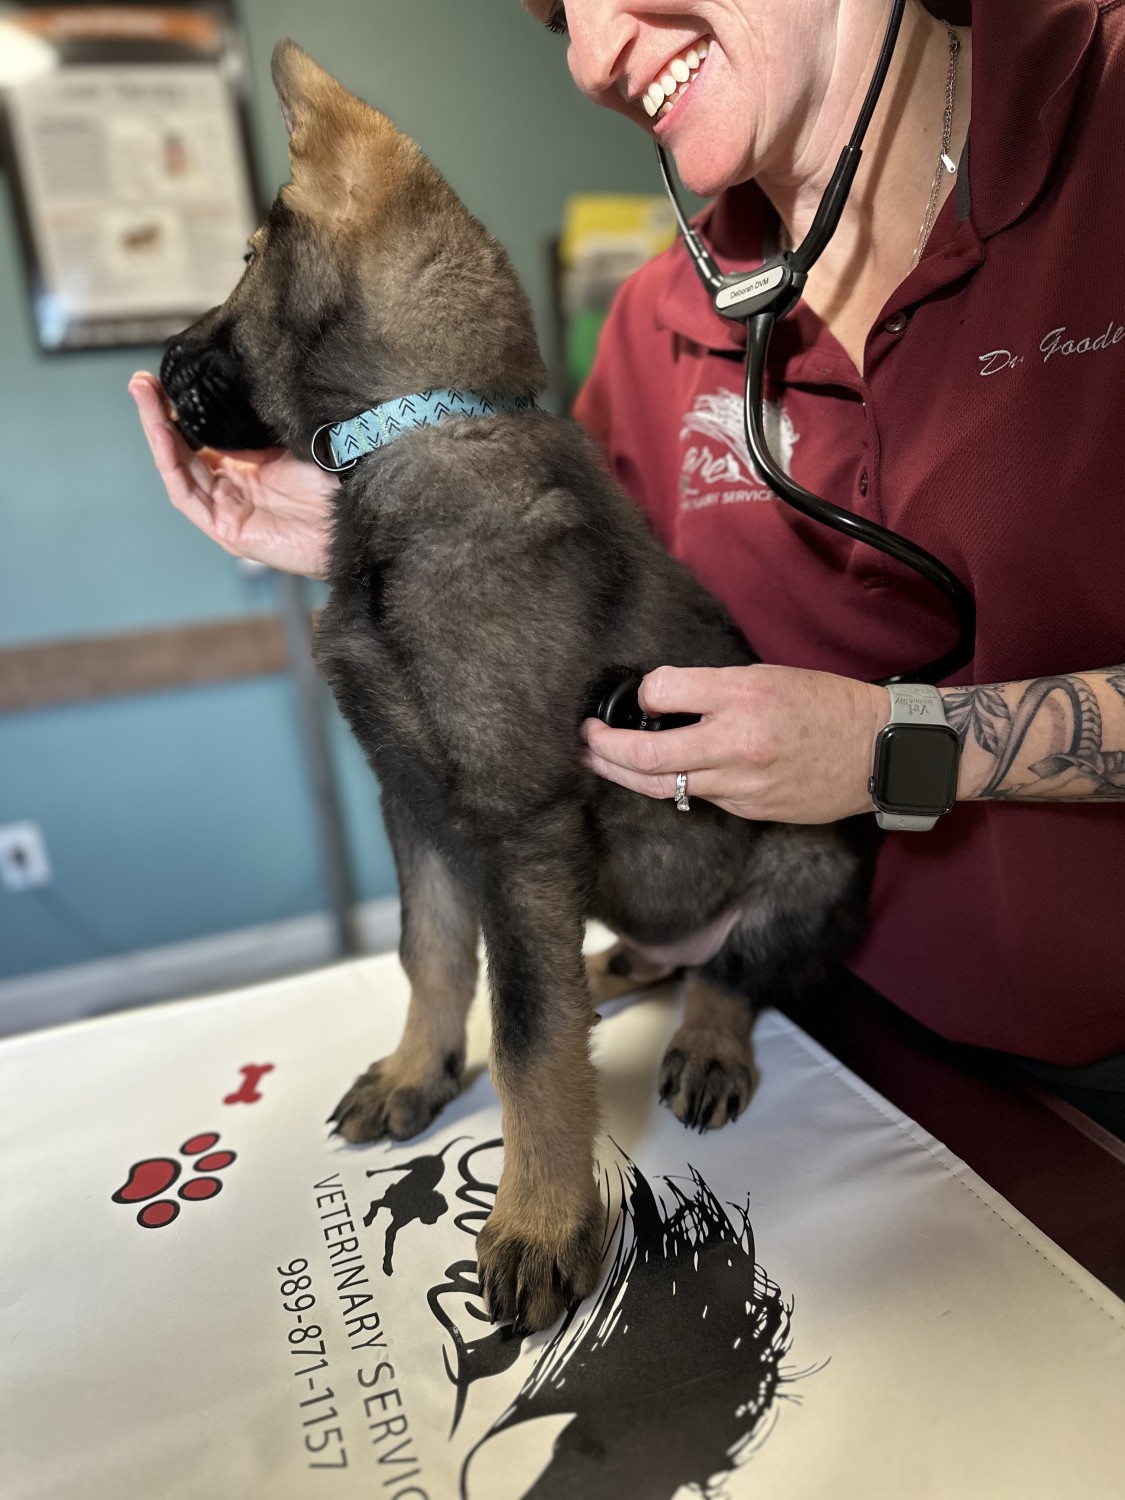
left=111, top=1132, right=236, bottom=1229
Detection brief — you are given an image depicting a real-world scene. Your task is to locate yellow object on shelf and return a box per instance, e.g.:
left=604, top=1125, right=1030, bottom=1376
left=559, top=193, right=678, bottom=313
left=558, top=194, right=678, bottom=396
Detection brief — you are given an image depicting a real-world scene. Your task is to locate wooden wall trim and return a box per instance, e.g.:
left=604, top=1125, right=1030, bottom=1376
left=0, top=616, right=292, bottom=713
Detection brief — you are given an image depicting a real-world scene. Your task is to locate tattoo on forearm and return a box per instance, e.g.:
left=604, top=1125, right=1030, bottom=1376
left=944, top=666, right=1125, bottom=801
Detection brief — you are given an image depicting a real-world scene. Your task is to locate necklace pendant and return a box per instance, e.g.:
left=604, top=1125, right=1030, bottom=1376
left=912, top=24, right=962, bottom=269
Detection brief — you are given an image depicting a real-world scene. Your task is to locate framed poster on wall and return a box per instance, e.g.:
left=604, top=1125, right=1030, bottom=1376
left=0, top=2, right=261, bottom=352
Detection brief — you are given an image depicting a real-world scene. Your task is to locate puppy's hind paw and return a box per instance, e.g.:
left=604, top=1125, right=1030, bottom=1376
left=658, top=1027, right=753, bottom=1131
left=585, top=942, right=675, bottom=1005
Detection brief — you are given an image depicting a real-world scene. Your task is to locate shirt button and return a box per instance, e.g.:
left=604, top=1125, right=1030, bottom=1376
left=884, top=312, right=908, bottom=334
left=859, top=469, right=869, bottom=496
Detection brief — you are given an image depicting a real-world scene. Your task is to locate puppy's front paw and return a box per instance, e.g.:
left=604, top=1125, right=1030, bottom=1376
left=659, top=1026, right=753, bottom=1131
left=476, top=1196, right=604, bottom=1332
left=330, top=1053, right=462, bottom=1144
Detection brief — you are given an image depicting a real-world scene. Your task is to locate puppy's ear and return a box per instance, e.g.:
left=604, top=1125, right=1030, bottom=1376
left=271, top=38, right=336, bottom=143
left=271, top=38, right=403, bottom=219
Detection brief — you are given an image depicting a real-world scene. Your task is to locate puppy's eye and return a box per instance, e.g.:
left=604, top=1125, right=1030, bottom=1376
left=545, top=5, right=568, bottom=36
left=243, top=248, right=256, bottom=265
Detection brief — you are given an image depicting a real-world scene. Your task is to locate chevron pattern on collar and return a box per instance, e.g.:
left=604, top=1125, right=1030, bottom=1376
left=326, top=389, right=537, bottom=468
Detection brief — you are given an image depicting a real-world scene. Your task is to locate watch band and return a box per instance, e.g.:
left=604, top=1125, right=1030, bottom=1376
left=885, top=683, right=948, bottom=726
left=876, top=684, right=950, bottom=831
left=877, top=811, right=941, bottom=830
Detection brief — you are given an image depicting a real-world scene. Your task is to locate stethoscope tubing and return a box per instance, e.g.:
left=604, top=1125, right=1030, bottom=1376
left=654, top=0, right=977, bottom=686
left=741, top=314, right=976, bottom=687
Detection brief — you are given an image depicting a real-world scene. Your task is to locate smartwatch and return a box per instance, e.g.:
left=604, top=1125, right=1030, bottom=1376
left=869, top=683, right=961, bottom=831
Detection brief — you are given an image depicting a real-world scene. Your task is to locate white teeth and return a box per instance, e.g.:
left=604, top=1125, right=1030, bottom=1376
left=641, top=37, right=710, bottom=120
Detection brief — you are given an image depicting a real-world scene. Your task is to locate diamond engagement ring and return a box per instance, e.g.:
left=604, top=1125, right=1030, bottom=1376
left=674, top=772, right=690, bottom=812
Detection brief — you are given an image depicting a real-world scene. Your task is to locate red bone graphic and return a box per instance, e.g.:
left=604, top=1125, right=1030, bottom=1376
left=223, top=1063, right=275, bottom=1105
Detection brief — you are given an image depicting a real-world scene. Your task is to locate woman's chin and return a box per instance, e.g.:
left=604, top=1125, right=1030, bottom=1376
left=668, top=148, right=747, bottom=200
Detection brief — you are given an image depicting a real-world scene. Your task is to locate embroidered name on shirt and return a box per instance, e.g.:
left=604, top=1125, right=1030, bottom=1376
left=979, top=320, right=1124, bottom=375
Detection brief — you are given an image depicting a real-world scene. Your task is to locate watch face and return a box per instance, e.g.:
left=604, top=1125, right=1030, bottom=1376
left=874, top=725, right=960, bottom=816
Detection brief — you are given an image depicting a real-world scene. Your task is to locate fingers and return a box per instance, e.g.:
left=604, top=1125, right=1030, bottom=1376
left=582, top=665, right=747, bottom=782
left=128, top=371, right=171, bottom=436
left=217, top=446, right=287, bottom=464
left=581, top=742, right=680, bottom=801
left=582, top=739, right=729, bottom=805
left=129, top=373, right=223, bottom=533
left=581, top=716, right=720, bottom=804
left=637, top=665, right=734, bottom=717
left=583, top=663, right=883, bottom=824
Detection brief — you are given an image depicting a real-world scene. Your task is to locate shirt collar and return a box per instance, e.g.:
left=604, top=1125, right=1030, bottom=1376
left=968, top=0, right=1098, bottom=239
left=655, top=0, right=1099, bottom=356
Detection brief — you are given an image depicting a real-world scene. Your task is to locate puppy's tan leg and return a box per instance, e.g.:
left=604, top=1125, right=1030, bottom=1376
left=480, top=1022, right=603, bottom=1331
left=474, top=840, right=604, bottom=1332
left=586, top=907, right=745, bottom=1007
left=585, top=940, right=676, bottom=1006
left=332, top=801, right=477, bottom=1143
left=658, top=974, right=755, bottom=1131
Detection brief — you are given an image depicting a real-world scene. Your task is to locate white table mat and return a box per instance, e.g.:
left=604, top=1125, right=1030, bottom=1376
left=1, top=948, right=1122, bottom=1499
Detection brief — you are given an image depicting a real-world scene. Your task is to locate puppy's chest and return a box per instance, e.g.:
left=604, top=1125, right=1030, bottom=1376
left=316, top=570, right=467, bottom=774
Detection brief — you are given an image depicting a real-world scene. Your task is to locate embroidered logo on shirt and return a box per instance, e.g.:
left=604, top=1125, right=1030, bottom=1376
left=678, top=389, right=798, bottom=511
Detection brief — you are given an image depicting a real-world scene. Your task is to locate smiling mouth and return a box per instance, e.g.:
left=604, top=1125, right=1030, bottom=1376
left=641, top=37, right=710, bottom=120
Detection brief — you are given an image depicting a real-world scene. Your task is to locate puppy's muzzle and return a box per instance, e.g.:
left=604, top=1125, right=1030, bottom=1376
left=161, top=323, right=279, bottom=453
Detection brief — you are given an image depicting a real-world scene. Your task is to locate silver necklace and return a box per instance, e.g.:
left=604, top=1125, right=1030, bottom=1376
left=912, top=23, right=961, bottom=269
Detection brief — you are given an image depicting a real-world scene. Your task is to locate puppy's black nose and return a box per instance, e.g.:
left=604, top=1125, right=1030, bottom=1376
left=158, top=335, right=280, bottom=453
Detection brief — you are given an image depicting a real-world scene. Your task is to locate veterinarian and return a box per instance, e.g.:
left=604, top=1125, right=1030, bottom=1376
left=129, top=0, right=1125, bottom=1133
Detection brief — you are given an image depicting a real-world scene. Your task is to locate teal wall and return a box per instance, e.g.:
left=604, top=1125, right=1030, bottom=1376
left=0, top=0, right=658, bottom=977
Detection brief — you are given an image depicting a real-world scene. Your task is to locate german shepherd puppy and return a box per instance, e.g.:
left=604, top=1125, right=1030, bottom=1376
left=161, top=42, right=873, bottom=1332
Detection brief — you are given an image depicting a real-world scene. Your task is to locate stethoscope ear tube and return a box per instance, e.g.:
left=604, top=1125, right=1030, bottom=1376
left=741, top=314, right=975, bottom=686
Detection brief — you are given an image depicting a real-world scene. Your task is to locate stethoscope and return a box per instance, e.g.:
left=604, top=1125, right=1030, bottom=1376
left=652, top=0, right=975, bottom=689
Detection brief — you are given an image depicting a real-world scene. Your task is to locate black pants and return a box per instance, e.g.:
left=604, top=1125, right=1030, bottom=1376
left=1012, top=1051, right=1125, bottom=1140
left=787, top=969, right=1125, bottom=1146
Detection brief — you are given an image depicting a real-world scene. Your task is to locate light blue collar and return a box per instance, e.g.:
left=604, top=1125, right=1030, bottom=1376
left=310, top=388, right=537, bottom=473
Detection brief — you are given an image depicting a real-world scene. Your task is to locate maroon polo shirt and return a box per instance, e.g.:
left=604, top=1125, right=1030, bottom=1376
left=575, top=0, right=1125, bottom=1064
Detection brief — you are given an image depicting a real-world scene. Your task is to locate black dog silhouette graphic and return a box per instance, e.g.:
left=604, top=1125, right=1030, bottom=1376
left=362, top=1136, right=468, bottom=1274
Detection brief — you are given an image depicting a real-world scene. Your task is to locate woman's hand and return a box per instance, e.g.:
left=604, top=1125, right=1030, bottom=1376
left=581, top=664, right=891, bottom=824
left=129, top=371, right=337, bottom=579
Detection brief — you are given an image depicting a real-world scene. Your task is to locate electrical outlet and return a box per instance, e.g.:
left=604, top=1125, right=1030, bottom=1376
left=0, top=822, right=52, bottom=891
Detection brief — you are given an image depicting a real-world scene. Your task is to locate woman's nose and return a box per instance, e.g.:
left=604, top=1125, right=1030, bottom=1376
left=566, top=1, right=638, bottom=99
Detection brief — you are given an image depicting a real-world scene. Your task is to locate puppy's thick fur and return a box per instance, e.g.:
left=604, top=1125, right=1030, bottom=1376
left=162, top=42, right=873, bottom=1332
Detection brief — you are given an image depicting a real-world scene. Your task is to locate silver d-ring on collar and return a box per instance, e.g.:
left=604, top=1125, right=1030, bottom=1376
left=675, top=772, right=690, bottom=812
left=310, top=422, right=358, bottom=474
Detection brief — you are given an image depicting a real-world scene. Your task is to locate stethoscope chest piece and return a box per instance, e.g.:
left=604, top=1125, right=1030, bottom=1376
left=594, top=673, right=701, bottom=733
